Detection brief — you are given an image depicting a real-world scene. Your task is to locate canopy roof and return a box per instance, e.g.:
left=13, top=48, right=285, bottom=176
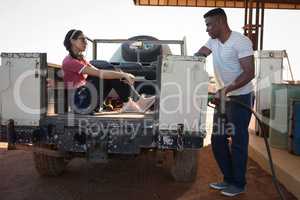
left=133, top=0, right=300, bottom=9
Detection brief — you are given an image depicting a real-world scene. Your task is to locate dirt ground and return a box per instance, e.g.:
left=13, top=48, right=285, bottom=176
left=0, top=143, right=297, bottom=200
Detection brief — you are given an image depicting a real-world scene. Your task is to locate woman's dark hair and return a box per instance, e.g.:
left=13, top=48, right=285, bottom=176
left=63, top=29, right=84, bottom=59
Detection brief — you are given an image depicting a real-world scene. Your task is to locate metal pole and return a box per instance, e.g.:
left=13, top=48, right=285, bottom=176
left=254, top=0, right=260, bottom=50
left=181, top=36, right=187, bottom=56
left=244, top=0, right=248, bottom=35
left=93, top=41, right=97, bottom=60
left=249, top=0, right=253, bottom=41
left=260, top=2, right=265, bottom=50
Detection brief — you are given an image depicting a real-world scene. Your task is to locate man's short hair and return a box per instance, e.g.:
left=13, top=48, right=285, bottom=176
left=203, top=8, right=227, bottom=19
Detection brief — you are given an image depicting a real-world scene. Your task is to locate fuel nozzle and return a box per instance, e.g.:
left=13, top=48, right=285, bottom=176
left=207, top=92, right=227, bottom=118
left=207, top=94, right=214, bottom=104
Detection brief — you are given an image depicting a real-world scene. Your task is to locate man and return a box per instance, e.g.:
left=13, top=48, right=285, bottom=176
left=195, top=8, right=255, bottom=197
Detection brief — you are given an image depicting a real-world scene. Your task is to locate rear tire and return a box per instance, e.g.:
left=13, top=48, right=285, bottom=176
left=170, top=150, right=198, bottom=182
left=33, top=150, right=68, bottom=177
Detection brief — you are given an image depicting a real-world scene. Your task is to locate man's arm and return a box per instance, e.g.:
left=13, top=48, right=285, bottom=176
left=194, top=46, right=212, bottom=57
left=223, top=55, right=255, bottom=94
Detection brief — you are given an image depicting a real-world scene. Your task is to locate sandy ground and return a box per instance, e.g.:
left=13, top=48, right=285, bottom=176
left=0, top=142, right=296, bottom=200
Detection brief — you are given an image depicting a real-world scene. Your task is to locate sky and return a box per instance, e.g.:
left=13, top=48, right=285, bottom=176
left=0, top=0, right=300, bottom=79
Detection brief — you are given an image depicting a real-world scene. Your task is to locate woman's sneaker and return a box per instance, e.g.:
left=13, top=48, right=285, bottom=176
left=120, top=98, right=142, bottom=113
left=221, top=185, right=245, bottom=197
left=136, top=95, right=156, bottom=112
left=209, top=182, right=230, bottom=190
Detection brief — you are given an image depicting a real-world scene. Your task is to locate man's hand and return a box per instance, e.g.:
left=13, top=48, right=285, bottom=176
left=46, top=78, right=55, bottom=88
left=194, top=46, right=211, bottom=57
left=211, top=88, right=227, bottom=106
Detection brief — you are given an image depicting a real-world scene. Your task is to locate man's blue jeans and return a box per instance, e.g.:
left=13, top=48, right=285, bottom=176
left=211, top=92, right=254, bottom=189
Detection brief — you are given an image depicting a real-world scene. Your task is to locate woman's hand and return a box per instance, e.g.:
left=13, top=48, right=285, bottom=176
left=120, top=73, right=135, bottom=85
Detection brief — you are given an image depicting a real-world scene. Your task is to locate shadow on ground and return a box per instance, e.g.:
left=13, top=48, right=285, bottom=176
left=0, top=144, right=296, bottom=200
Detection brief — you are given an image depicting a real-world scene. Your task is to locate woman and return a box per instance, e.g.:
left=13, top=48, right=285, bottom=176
left=62, top=29, right=135, bottom=114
